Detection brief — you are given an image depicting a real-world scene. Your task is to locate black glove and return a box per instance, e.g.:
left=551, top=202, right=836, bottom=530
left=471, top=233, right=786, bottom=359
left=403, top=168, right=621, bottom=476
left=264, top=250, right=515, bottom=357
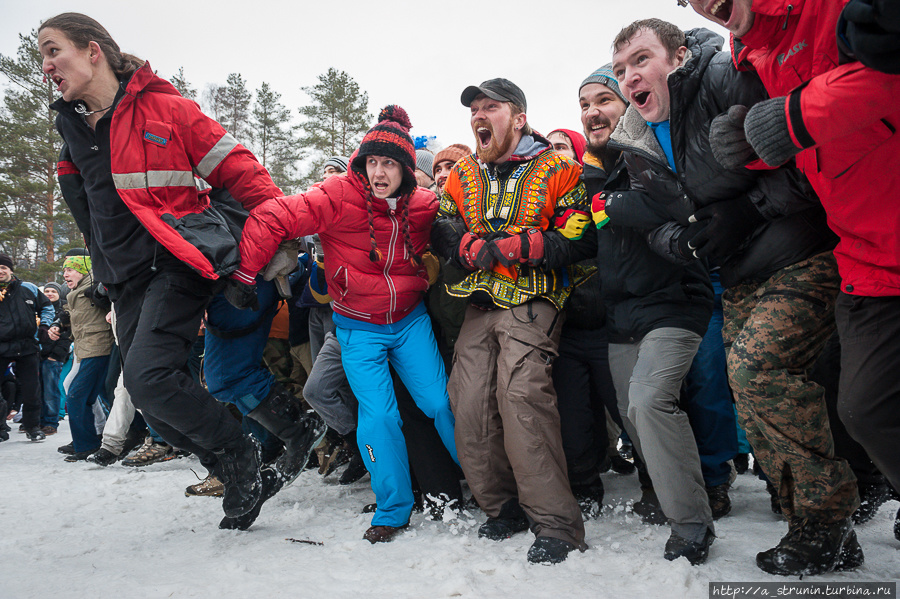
left=744, top=97, right=802, bottom=167
left=709, top=106, right=757, bottom=170
left=841, top=0, right=900, bottom=74
left=224, top=278, right=260, bottom=311
left=687, top=197, right=766, bottom=259
left=675, top=220, right=708, bottom=260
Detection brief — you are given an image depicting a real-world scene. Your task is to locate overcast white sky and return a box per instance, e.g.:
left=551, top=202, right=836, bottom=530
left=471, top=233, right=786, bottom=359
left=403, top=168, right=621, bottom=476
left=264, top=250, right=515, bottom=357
left=1, top=0, right=725, bottom=156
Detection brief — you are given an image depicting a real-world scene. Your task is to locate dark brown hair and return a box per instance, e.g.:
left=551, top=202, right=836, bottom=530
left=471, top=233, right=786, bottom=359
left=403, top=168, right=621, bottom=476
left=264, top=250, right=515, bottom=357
left=39, top=13, right=144, bottom=79
left=613, top=18, right=686, bottom=60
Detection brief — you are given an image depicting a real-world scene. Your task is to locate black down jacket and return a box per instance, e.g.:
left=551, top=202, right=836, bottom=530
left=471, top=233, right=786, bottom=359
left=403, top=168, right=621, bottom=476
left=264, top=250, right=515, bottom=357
left=606, top=28, right=836, bottom=289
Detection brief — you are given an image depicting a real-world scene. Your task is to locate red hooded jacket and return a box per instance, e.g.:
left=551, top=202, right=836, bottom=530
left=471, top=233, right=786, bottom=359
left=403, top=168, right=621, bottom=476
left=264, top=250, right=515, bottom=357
left=733, top=0, right=900, bottom=296
left=239, top=156, right=438, bottom=325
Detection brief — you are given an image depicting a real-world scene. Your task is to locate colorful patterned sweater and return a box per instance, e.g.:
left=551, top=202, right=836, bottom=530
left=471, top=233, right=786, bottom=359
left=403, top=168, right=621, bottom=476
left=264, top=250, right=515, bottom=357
left=438, top=146, right=591, bottom=309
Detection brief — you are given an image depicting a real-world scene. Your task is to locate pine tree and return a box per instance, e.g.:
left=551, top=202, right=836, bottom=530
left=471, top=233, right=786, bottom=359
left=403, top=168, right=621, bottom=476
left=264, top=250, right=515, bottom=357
left=0, top=31, right=75, bottom=281
left=202, top=82, right=227, bottom=121
left=297, top=68, right=371, bottom=186
left=170, top=66, right=197, bottom=101
left=249, top=82, right=301, bottom=193
left=218, top=73, right=252, bottom=140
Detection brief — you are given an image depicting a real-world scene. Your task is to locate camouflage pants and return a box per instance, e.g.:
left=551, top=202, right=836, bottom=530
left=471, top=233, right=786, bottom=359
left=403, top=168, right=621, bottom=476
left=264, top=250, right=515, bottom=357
left=262, top=338, right=310, bottom=408
left=722, top=251, right=858, bottom=523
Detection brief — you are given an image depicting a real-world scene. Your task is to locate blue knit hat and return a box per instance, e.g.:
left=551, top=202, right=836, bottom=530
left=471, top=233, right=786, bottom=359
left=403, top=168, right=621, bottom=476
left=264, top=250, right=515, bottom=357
left=579, top=63, right=627, bottom=104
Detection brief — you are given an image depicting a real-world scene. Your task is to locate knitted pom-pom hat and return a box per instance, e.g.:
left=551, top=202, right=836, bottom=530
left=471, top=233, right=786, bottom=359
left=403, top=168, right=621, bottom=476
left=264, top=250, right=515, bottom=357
left=351, top=105, right=418, bottom=197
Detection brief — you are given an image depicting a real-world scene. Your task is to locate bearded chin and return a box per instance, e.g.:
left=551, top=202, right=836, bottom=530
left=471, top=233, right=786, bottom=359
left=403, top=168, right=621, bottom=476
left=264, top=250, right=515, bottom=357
left=476, top=124, right=516, bottom=164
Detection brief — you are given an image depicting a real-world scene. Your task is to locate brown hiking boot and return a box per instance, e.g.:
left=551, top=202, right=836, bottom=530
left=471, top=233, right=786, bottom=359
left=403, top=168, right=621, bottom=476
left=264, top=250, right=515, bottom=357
left=363, top=524, right=408, bottom=544
left=41, top=426, right=58, bottom=436
left=185, top=473, right=225, bottom=497
left=122, top=437, right=174, bottom=467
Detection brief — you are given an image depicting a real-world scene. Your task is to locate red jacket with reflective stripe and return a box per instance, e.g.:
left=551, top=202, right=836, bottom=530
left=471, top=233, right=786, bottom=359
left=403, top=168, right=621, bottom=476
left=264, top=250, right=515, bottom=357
left=101, top=62, right=281, bottom=279
left=239, top=160, right=437, bottom=325
left=734, top=0, right=900, bottom=296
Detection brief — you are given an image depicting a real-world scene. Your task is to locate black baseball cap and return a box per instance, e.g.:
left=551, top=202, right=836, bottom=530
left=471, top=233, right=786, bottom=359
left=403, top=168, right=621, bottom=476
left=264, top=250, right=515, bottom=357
left=460, top=78, right=527, bottom=112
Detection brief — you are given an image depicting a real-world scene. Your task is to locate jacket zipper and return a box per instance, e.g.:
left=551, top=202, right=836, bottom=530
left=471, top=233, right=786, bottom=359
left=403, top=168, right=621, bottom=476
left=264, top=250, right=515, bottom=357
left=383, top=210, right=399, bottom=324
left=783, top=4, right=793, bottom=30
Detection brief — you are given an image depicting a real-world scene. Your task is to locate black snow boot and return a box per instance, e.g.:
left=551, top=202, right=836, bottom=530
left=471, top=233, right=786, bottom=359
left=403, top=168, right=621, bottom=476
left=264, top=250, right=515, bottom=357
left=633, top=487, right=668, bottom=525
left=247, top=383, right=327, bottom=485
left=339, top=431, right=368, bottom=485
left=852, top=479, right=890, bottom=525
left=664, top=527, right=715, bottom=565
left=25, top=427, right=46, bottom=442
left=527, top=536, right=579, bottom=565
left=706, top=483, right=731, bottom=520
left=756, top=517, right=864, bottom=576
left=219, top=465, right=283, bottom=531
left=478, top=499, right=530, bottom=541
left=214, top=434, right=263, bottom=519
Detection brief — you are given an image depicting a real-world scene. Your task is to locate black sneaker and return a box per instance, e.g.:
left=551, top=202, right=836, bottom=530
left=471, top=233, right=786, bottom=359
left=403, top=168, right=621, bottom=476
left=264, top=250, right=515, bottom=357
left=610, top=453, right=636, bottom=475
left=87, top=448, right=119, bottom=467
left=219, top=466, right=283, bottom=531
left=25, top=427, right=46, bottom=442
left=527, top=537, right=578, bottom=565
left=65, top=448, right=99, bottom=462
left=57, top=442, right=75, bottom=455
left=478, top=500, right=530, bottom=541
left=707, top=483, right=732, bottom=520
left=215, top=435, right=263, bottom=519
left=664, top=528, right=715, bottom=565
left=852, top=480, right=890, bottom=525
left=756, top=517, right=863, bottom=576
left=633, top=488, right=668, bottom=525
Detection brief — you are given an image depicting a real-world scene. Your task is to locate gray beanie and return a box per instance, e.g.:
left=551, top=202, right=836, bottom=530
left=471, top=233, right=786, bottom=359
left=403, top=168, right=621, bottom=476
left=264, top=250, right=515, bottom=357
left=323, top=156, right=349, bottom=173
left=415, top=150, right=434, bottom=177
left=579, top=63, right=627, bottom=104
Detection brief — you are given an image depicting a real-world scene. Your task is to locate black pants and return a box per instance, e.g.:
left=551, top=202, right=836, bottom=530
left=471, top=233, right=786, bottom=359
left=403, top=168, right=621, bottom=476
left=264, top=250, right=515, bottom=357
left=0, top=351, right=41, bottom=430
left=551, top=325, right=621, bottom=479
left=835, top=293, right=900, bottom=493
left=107, top=258, right=239, bottom=464
left=811, top=331, right=883, bottom=485
left=391, top=366, right=463, bottom=506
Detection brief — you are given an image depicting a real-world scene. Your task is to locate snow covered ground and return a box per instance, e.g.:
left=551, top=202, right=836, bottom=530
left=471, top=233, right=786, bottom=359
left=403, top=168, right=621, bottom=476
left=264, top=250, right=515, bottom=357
left=2, top=421, right=897, bottom=599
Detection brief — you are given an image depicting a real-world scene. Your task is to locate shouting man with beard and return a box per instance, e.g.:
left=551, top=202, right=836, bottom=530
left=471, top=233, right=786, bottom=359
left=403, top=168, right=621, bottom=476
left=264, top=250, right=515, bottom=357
left=431, top=78, right=595, bottom=565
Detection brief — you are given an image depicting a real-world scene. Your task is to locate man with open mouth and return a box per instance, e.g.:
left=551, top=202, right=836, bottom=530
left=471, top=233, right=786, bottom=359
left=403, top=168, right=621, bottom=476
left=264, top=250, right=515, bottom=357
left=430, top=78, right=595, bottom=565
left=687, top=0, right=900, bottom=574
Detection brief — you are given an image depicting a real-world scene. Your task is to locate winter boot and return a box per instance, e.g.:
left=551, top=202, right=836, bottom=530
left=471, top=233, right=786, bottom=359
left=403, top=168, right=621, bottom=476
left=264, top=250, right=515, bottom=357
left=185, top=473, right=225, bottom=497
left=706, top=483, right=732, bottom=520
left=25, top=427, right=46, bottom=442
left=852, top=479, right=890, bottom=525
left=733, top=453, right=750, bottom=475
left=65, top=448, right=98, bottom=462
left=246, top=383, right=327, bottom=485
left=87, top=447, right=120, bottom=467
left=664, top=527, right=715, bottom=565
left=339, top=431, right=369, bottom=485
left=57, top=442, right=74, bottom=455
left=478, top=499, right=530, bottom=541
left=316, top=428, right=349, bottom=476
left=527, top=536, right=579, bottom=564
left=756, top=517, right=864, bottom=576
left=214, top=434, right=263, bottom=519
left=610, top=452, right=636, bottom=475
left=570, top=468, right=605, bottom=519
left=633, top=487, right=668, bottom=525
left=363, top=524, right=408, bottom=544
left=219, top=465, right=282, bottom=530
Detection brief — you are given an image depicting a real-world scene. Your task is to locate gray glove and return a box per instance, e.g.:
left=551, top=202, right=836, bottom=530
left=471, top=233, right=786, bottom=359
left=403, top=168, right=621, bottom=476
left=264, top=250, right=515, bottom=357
left=744, top=97, right=802, bottom=167
left=709, top=105, right=757, bottom=169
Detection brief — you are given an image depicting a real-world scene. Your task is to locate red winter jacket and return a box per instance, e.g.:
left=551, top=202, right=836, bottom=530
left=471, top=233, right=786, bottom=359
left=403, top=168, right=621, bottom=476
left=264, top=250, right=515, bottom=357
left=733, top=0, right=900, bottom=296
left=69, top=62, right=282, bottom=279
left=239, top=159, right=438, bottom=325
